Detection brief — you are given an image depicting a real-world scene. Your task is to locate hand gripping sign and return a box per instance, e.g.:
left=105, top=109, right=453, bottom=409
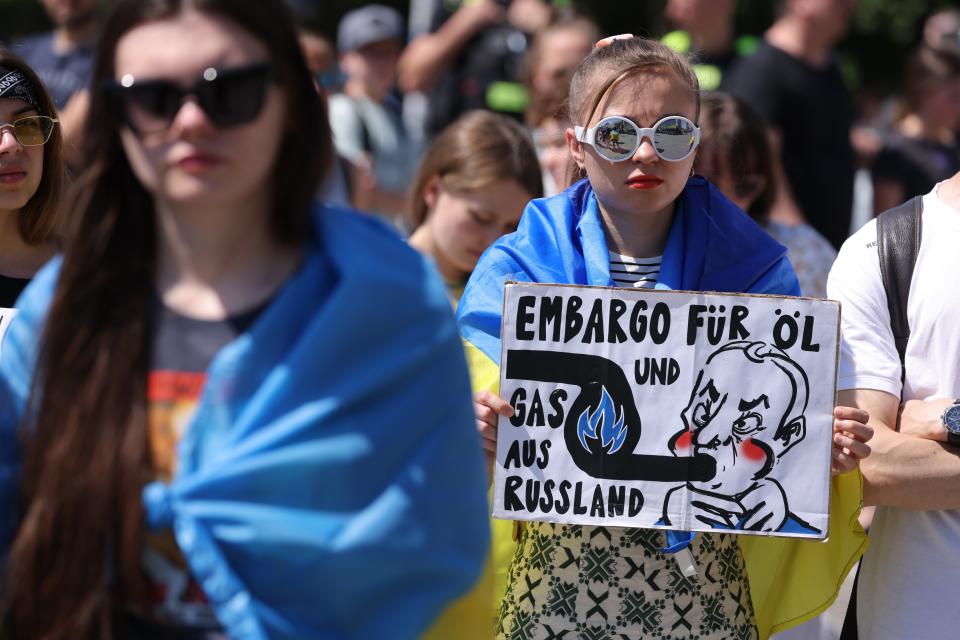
left=493, top=283, right=840, bottom=539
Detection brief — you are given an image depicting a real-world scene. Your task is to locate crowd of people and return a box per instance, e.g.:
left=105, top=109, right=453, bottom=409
left=0, top=0, right=957, bottom=638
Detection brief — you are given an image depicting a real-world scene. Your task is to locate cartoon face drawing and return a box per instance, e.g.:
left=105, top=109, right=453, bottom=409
left=670, top=342, right=808, bottom=497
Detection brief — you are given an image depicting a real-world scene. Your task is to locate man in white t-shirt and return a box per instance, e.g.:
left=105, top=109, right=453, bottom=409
left=827, top=170, right=960, bottom=639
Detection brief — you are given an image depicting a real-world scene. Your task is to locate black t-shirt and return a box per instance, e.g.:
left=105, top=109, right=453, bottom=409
left=131, top=297, right=270, bottom=638
left=871, top=133, right=960, bottom=202
left=723, top=40, right=856, bottom=249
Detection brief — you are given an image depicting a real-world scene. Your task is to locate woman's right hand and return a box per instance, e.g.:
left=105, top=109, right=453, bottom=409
left=474, top=390, right=514, bottom=481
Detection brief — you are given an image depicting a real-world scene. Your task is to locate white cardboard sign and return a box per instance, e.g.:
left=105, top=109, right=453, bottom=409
left=493, top=283, right=840, bottom=539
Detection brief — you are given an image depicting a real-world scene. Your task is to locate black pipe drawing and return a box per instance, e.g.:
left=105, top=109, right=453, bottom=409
left=505, top=349, right=716, bottom=482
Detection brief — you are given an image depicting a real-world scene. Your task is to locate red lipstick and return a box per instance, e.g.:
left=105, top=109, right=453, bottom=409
left=626, top=175, right=663, bottom=190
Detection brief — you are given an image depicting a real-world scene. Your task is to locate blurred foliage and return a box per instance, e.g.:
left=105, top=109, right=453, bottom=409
left=2, top=0, right=956, bottom=96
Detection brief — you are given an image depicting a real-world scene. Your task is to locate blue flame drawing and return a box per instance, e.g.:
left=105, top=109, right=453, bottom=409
left=577, top=386, right=628, bottom=454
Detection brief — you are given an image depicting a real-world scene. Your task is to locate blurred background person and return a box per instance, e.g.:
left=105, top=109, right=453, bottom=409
left=522, top=11, right=596, bottom=130
left=0, top=50, right=63, bottom=307
left=923, top=7, right=960, bottom=61
left=871, top=45, right=960, bottom=214
left=299, top=25, right=341, bottom=94
left=696, top=92, right=835, bottom=298
left=13, top=0, right=99, bottom=109
left=330, top=4, right=415, bottom=221
left=408, top=110, right=542, bottom=304
left=530, top=114, right=569, bottom=197
left=400, top=0, right=553, bottom=140
left=522, top=11, right=596, bottom=196
left=661, top=0, right=757, bottom=92
left=298, top=26, right=351, bottom=208
left=13, top=0, right=102, bottom=160
left=723, top=0, right=858, bottom=250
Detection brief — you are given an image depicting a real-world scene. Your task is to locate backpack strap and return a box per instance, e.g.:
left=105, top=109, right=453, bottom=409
left=876, top=195, right=922, bottom=380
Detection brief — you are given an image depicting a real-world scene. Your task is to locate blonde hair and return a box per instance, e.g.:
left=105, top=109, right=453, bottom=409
left=408, top=110, right=543, bottom=228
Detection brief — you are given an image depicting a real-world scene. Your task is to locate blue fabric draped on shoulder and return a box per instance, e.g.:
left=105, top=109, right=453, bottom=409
left=0, top=205, right=490, bottom=640
left=458, top=176, right=800, bottom=363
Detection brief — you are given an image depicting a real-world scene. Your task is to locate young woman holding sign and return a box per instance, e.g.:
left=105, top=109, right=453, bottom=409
left=0, top=1, right=489, bottom=638
left=458, top=36, right=872, bottom=639
left=0, top=51, right=64, bottom=307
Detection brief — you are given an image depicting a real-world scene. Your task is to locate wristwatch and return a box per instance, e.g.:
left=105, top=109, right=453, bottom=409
left=941, top=399, right=960, bottom=446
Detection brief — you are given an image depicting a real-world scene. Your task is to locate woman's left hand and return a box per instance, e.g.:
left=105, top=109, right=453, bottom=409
left=831, top=405, right=873, bottom=475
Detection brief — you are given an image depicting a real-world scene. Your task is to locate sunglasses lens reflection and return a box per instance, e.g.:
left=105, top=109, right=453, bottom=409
left=594, top=118, right=638, bottom=161
left=654, top=117, right=696, bottom=161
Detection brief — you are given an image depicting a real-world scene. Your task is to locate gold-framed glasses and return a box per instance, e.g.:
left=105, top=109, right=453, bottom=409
left=0, top=115, right=59, bottom=147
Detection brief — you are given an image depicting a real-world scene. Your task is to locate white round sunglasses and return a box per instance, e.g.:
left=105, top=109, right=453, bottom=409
left=575, top=114, right=701, bottom=163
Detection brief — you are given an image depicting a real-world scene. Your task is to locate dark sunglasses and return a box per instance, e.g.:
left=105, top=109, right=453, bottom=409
left=106, top=61, right=274, bottom=133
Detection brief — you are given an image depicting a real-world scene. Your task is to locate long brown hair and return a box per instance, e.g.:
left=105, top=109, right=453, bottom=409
left=0, top=49, right=65, bottom=245
left=407, top=110, right=543, bottom=229
left=564, top=36, right=700, bottom=186
left=4, top=0, right=331, bottom=637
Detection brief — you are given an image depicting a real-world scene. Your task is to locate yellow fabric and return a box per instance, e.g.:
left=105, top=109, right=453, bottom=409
left=463, top=340, right=868, bottom=639
left=465, top=340, right=521, bottom=617
left=421, top=550, right=496, bottom=640
left=418, top=339, right=501, bottom=639
left=739, top=469, right=868, bottom=639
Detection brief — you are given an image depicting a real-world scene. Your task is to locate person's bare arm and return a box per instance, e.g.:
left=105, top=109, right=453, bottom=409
left=841, top=388, right=960, bottom=509
left=398, top=0, right=503, bottom=93
left=898, top=397, right=956, bottom=442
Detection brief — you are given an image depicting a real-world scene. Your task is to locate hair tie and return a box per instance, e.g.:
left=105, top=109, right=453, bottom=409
left=594, top=34, right=634, bottom=49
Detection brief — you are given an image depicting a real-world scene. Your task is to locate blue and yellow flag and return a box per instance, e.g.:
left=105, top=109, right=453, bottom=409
left=457, top=177, right=867, bottom=638
left=0, top=206, right=492, bottom=640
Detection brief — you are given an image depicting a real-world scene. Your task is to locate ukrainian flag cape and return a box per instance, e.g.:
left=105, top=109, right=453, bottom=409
left=0, top=205, right=490, bottom=639
left=457, top=177, right=867, bottom=638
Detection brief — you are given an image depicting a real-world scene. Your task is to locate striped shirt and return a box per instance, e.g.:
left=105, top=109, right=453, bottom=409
left=609, top=251, right=662, bottom=288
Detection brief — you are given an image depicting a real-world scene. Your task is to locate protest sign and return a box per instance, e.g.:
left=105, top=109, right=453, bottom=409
left=493, top=283, right=840, bottom=539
